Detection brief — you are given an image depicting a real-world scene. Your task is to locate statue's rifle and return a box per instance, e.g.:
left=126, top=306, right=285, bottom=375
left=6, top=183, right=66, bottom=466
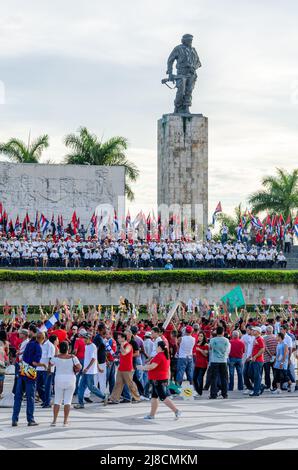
left=161, top=74, right=187, bottom=89
left=161, top=71, right=194, bottom=89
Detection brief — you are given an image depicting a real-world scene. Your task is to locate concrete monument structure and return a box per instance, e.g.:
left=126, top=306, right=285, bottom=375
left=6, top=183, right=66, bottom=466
left=0, top=162, right=125, bottom=226
left=158, top=34, right=208, bottom=237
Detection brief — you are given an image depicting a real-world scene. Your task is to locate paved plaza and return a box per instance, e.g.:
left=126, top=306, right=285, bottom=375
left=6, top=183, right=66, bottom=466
left=1, top=375, right=298, bottom=450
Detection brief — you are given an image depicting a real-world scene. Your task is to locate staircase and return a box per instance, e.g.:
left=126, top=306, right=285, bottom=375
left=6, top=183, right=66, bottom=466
left=285, top=245, right=298, bottom=269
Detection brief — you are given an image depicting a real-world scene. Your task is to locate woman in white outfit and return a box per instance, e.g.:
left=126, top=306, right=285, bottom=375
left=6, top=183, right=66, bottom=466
left=49, top=341, right=81, bottom=426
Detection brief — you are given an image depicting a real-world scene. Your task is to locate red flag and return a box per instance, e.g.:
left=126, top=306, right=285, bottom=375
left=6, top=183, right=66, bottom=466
left=278, top=214, right=285, bottom=225
left=0, top=202, right=2, bottom=215
left=285, top=215, right=291, bottom=227
left=71, top=211, right=78, bottom=234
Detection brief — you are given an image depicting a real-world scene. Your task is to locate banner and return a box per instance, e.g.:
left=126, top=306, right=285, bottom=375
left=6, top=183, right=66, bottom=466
left=221, top=285, right=245, bottom=310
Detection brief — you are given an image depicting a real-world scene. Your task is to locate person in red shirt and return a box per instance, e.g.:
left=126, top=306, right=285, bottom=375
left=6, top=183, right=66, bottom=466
left=106, top=332, right=140, bottom=404
left=228, top=330, right=245, bottom=391
left=194, top=332, right=209, bottom=396
left=250, top=327, right=265, bottom=396
left=137, top=341, right=181, bottom=420
left=50, top=322, right=68, bottom=344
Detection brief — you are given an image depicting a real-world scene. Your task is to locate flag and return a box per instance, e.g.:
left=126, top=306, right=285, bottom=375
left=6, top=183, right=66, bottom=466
left=294, top=216, right=298, bottom=237
left=250, top=214, right=263, bottom=230
left=0, top=202, right=2, bottom=215
left=146, top=212, right=151, bottom=241
left=90, top=212, right=97, bottom=237
left=113, top=210, right=119, bottom=233
left=212, top=201, right=222, bottom=225
left=71, top=211, right=78, bottom=234
left=40, top=214, right=50, bottom=234
left=221, top=286, right=245, bottom=310
left=40, top=312, right=59, bottom=332
left=34, top=211, right=39, bottom=230
left=125, top=210, right=131, bottom=229
left=22, top=212, right=30, bottom=232
left=2, top=210, right=8, bottom=232
left=8, top=219, right=15, bottom=236
left=278, top=214, right=285, bottom=226
left=236, top=224, right=242, bottom=240
left=285, top=215, right=292, bottom=229
left=15, top=215, right=21, bottom=232
left=51, top=213, right=56, bottom=235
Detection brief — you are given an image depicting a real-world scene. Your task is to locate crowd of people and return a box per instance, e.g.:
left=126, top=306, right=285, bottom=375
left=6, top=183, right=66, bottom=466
left=0, top=233, right=289, bottom=269
left=1, top=303, right=298, bottom=425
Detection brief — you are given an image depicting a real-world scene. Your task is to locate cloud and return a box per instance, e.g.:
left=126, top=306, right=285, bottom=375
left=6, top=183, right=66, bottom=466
left=0, top=0, right=298, bottom=220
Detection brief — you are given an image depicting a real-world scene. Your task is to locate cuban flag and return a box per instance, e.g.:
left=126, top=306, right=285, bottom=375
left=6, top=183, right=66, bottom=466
left=125, top=210, right=131, bottom=229
left=90, top=212, right=97, bottom=237
left=113, top=210, right=119, bottom=233
left=40, top=214, right=50, bottom=234
left=105, top=338, right=115, bottom=356
left=285, top=215, right=292, bottom=230
left=250, top=215, right=263, bottom=230
left=236, top=224, right=243, bottom=240
left=294, top=216, right=298, bottom=237
left=40, top=312, right=59, bottom=332
left=212, top=201, right=222, bottom=225
left=15, top=215, right=21, bottom=232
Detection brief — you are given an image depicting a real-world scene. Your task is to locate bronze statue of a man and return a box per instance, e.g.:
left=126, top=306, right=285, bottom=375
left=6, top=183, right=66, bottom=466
left=164, top=34, right=201, bottom=114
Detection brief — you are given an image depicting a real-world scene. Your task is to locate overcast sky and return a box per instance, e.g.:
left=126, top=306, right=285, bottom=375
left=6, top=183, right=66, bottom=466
left=0, top=0, right=298, bottom=219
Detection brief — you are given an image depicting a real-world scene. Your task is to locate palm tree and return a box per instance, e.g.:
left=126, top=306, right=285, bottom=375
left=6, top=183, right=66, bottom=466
left=64, top=127, right=139, bottom=201
left=0, top=134, right=49, bottom=163
left=248, top=168, right=298, bottom=219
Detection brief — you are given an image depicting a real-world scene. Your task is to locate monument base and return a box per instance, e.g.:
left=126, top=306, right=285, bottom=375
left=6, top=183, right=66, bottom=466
left=157, top=113, right=208, bottom=239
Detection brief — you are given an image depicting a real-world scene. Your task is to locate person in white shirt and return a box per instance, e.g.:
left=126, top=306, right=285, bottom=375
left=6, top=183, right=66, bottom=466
left=277, top=251, right=287, bottom=268
left=150, top=327, right=164, bottom=358
left=280, top=324, right=296, bottom=392
left=49, top=341, right=81, bottom=426
left=74, top=332, right=106, bottom=408
left=36, top=334, right=57, bottom=407
left=241, top=326, right=255, bottom=394
left=176, top=326, right=195, bottom=385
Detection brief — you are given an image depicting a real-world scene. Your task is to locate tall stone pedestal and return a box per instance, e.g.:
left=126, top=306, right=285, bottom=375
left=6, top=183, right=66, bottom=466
left=157, top=113, right=208, bottom=239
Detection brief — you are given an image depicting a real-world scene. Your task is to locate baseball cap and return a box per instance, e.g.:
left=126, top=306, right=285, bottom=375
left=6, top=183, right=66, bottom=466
left=185, top=325, right=193, bottom=333
left=78, top=328, right=87, bottom=337
left=80, top=331, right=92, bottom=339
left=144, top=331, right=152, bottom=337
left=252, top=327, right=262, bottom=333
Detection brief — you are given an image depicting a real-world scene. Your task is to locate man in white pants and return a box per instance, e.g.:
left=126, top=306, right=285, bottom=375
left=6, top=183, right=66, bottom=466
left=93, top=324, right=107, bottom=395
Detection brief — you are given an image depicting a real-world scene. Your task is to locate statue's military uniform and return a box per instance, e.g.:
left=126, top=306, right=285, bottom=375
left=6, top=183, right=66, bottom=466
left=167, top=40, right=201, bottom=113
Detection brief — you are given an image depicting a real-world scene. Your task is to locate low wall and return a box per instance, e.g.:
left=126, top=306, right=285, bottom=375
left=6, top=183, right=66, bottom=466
left=0, top=281, right=297, bottom=305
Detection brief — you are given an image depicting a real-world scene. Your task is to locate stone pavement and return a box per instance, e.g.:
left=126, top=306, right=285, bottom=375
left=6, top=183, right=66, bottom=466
left=1, top=375, right=298, bottom=450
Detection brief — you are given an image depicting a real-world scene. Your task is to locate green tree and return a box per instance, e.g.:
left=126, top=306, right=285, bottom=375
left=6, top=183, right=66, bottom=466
left=216, top=204, right=243, bottom=241
left=0, top=135, right=49, bottom=163
left=64, top=127, right=139, bottom=201
left=248, top=168, right=298, bottom=219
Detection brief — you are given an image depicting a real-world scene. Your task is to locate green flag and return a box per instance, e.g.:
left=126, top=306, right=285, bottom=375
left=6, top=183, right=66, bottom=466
left=221, top=285, right=245, bottom=310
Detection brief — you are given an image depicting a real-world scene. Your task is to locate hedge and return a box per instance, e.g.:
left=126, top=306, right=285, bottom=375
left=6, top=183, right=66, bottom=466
left=0, top=269, right=297, bottom=284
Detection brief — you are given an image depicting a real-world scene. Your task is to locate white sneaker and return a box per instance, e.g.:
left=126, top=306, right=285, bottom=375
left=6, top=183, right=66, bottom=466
left=242, top=390, right=250, bottom=395
left=174, top=410, right=181, bottom=420
left=272, top=389, right=281, bottom=394
left=140, top=395, right=150, bottom=401
left=290, top=384, right=296, bottom=393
